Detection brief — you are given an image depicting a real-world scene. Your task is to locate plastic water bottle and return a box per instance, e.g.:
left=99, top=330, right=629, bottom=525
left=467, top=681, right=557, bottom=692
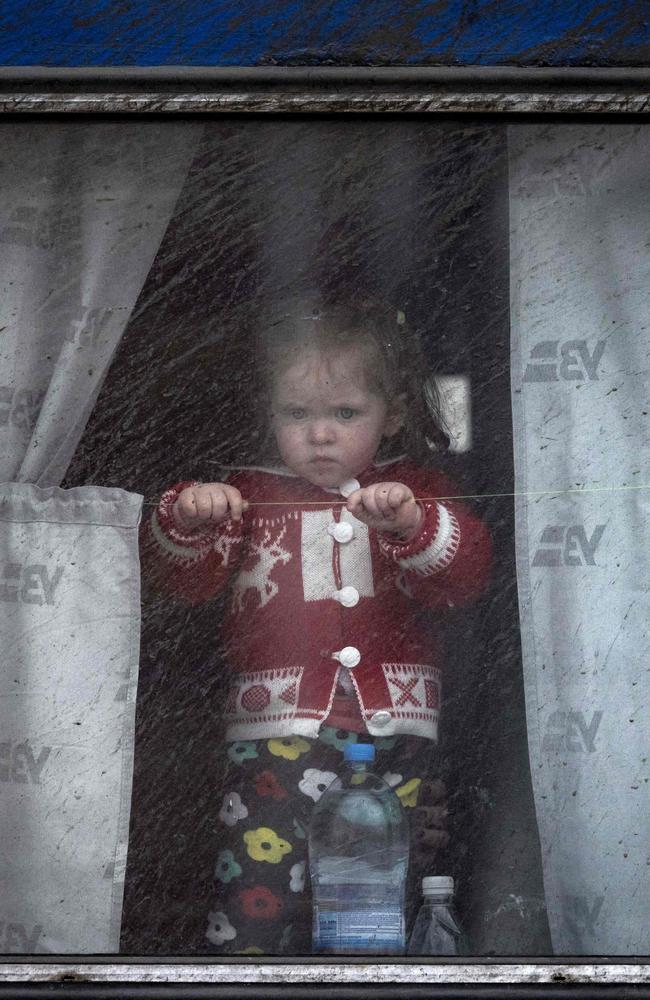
left=407, top=876, right=466, bottom=955
left=308, top=742, right=409, bottom=955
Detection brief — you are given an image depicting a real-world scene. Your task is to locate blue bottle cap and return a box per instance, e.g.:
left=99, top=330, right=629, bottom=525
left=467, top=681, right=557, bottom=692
left=344, top=743, right=375, bottom=763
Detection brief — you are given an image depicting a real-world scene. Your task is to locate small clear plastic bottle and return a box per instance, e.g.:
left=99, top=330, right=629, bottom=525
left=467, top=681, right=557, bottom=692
left=407, top=876, right=466, bottom=956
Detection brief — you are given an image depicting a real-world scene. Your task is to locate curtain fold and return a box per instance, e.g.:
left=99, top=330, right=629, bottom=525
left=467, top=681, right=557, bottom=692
left=0, top=485, right=142, bottom=953
left=510, top=124, right=650, bottom=953
left=0, top=122, right=200, bottom=952
left=0, top=121, right=200, bottom=486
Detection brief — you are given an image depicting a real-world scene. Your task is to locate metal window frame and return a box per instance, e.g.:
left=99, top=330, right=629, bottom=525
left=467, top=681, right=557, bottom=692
left=1, top=65, right=649, bottom=996
left=0, top=65, right=648, bottom=113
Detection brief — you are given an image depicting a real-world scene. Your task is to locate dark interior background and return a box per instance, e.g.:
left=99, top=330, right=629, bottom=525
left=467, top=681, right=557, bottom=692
left=63, top=118, right=551, bottom=956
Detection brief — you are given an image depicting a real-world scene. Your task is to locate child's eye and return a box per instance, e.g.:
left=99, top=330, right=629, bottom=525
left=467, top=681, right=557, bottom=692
left=337, top=407, right=357, bottom=420
left=290, top=408, right=307, bottom=420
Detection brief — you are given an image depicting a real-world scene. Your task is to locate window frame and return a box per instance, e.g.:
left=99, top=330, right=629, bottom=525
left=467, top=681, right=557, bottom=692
left=1, top=65, right=650, bottom=996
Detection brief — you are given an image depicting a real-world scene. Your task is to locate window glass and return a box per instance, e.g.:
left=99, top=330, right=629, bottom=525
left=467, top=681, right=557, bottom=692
left=8, top=118, right=643, bottom=958
left=64, top=119, right=537, bottom=956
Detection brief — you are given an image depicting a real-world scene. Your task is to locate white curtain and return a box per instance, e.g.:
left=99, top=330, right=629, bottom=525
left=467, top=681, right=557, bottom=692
left=0, top=122, right=199, bottom=952
left=510, top=124, right=650, bottom=953
left=0, top=122, right=198, bottom=485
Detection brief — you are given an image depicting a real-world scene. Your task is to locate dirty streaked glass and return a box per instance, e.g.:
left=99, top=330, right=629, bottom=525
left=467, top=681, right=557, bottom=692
left=4, top=118, right=646, bottom=958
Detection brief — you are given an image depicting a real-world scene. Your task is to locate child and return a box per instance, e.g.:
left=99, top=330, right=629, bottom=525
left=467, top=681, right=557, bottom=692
left=143, top=297, right=491, bottom=954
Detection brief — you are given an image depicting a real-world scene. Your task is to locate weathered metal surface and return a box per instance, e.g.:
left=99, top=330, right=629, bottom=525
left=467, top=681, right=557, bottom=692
left=1, top=91, right=650, bottom=113
left=0, top=65, right=647, bottom=113
left=2, top=961, right=650, bottom=983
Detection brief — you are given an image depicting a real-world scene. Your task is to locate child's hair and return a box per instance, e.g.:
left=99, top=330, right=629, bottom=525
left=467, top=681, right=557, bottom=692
left=253, top=293, right=450, bottom=465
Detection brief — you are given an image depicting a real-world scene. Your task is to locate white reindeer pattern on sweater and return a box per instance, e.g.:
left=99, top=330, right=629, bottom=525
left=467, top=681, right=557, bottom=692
left=231, top=525, right=292, bottom=612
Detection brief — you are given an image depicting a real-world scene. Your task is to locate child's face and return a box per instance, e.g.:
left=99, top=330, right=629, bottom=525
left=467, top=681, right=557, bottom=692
left=270, top=345, right=402, bottom=488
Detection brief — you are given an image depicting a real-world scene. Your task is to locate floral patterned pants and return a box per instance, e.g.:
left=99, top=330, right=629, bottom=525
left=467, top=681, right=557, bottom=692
left=205, top=727, right=440, bottom=955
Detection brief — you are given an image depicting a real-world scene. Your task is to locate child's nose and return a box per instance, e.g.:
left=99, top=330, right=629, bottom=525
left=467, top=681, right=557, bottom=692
left=309, top=419, right=336, bottom=444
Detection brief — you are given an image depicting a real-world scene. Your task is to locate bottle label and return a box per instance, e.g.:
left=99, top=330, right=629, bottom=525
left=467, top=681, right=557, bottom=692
left=315, top=905, right=404, bottom=953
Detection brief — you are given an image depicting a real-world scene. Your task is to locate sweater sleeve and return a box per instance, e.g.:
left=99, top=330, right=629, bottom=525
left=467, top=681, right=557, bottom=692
left=140, top=479, right=245, bottom=605
left=377, top=469, right=492, bottom=609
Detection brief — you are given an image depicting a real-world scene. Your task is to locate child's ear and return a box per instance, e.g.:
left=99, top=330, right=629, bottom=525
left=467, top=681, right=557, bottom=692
left=383, top=394, right=406, bottom=438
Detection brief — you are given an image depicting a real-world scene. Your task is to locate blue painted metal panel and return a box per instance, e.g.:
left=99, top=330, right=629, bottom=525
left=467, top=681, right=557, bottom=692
left=1, top=0, right=648, bottom=67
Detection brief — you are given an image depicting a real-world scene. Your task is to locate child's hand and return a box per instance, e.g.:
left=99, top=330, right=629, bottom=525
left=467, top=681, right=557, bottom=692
left=346, top=482, right=423, bottom=542
left=172, top=483, right=248, bottom=531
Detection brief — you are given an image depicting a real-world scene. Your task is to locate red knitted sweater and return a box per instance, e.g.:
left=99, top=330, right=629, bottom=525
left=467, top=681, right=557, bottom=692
left=142, top=459, right=492, bottom=742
